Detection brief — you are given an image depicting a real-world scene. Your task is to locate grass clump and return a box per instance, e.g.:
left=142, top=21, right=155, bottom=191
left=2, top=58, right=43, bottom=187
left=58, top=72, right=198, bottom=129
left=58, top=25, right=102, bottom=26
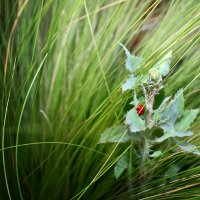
left=0, top=0, right=200, bottom=199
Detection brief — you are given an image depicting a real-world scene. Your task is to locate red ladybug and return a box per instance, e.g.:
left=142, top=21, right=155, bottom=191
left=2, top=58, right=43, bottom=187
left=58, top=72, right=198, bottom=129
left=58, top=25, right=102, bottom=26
left=136, top=104, right=145, bottom=116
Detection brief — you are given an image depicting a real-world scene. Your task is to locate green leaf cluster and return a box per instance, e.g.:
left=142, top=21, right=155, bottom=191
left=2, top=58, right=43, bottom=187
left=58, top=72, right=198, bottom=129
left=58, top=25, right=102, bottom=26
left=154, top=89, right=199, bottom=155
left=155, top=89, right=199, bottom=143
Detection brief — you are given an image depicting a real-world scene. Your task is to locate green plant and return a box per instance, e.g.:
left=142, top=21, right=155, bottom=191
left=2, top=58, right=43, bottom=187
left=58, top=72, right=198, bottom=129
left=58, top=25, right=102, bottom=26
left=99, top=44, right=199, bottom=181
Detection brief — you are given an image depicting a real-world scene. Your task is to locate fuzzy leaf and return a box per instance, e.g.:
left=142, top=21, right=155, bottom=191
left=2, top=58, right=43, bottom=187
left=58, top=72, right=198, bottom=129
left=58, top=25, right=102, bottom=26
left=122, top=74, right=136, bottom=92
left=174, top=139, right=200, bottom=156
left=154, top=89, right=166, bottom=109
left=155, top=129, right=192, bottom=143
left=160, top=89, right=184, bottom=130
left=155, top=130, right=174, bottom=143
left=153, top=96, right=171, bottom=124
left=150, top=150, right=162, bottom=158
left=99, top=126, right=129, bottom=143
left=114, top=152, right=129, bottom=179
left=174, top=130, right=193, bottom=137
left=120, top=43, right=144, bottom=73
left=155, top=50, right=172, bottom=76
left=155, top=96, right=171, bottom=113
left=125, top=109, right=146, bottom=133
left=175, top=109, right=199, bottom=132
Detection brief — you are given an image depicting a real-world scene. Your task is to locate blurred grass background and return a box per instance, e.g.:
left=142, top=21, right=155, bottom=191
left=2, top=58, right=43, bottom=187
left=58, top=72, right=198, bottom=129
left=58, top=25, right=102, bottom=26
left=0, top=0, right=200, bottom=199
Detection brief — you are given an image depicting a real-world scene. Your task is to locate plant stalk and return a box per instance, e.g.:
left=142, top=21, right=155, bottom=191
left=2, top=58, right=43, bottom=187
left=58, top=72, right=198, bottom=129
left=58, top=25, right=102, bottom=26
left=140, top=87, right=157, bottom=194
left=147, top=87, right=157, bottom=126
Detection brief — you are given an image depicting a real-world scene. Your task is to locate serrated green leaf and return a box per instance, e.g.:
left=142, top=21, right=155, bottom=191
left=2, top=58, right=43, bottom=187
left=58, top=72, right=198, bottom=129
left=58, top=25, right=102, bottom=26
left=150, top=150, right=162, bottom=158
left=174, top=139, right=200, bottom=156
left=155, top=96, right=171, bottom=113
left=155, top=130, right=174, bottom=143
left=160, top=89, right=184, bottom=130
left=153, top=96, right=171, bottom=124
left=155, top=50, right=172, bottom=76
left=114, top=152, right=129, bottom=179
left=174, top=88, right=185, bottom=116
left=120, top=43, right=144, bottom=73
left=122, top=74, right=136, bottom=92
left=174, top=130, right=193, bottom=137
left=175, top=109, right=199, bottom=132
left=154, top=89, right=166, bottom=109
left=155, top=129, right=192, bottom=143
left=98, top=125, right=129, bottom=143
left=125, top=109, right=146, bottom=133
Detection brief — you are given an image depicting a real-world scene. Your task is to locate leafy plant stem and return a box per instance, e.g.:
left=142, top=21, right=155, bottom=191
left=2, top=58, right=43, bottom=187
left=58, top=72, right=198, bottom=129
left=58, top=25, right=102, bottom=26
left=140, top=86, right=157, bottom=191
left=147, top=87, right=158, bottom=126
